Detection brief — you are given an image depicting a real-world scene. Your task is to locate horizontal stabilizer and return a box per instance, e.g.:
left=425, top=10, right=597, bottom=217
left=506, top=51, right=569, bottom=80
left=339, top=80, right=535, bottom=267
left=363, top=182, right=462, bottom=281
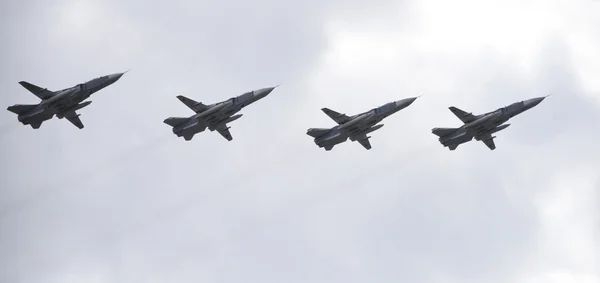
left=432, top=127, right=457, bottom=137
left=19, top=81, right=54, bottom=100
left=307, top=128, right=331, bottom=138
left=177, top=95, right=208, bottom=112
left=164, top=117, right=188, bottom=127
left=7, top=104, right=37, bottom=115
left=449, top=106, right=476, bottom=123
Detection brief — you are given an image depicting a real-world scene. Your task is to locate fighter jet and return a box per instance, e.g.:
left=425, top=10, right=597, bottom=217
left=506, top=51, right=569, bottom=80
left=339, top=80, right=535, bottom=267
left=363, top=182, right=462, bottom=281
left=6, top=72, right=127, bottom=129
left=163, top=86, right=278, bottom=141
left=431, top=96, right=549, bottom=151
left=306, top=96, right=420, bottom=151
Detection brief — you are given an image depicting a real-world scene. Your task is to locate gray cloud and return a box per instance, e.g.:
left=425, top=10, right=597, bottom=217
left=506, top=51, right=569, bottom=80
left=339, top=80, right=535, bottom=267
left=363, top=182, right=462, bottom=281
left=1, top=1, right=599, bottom=283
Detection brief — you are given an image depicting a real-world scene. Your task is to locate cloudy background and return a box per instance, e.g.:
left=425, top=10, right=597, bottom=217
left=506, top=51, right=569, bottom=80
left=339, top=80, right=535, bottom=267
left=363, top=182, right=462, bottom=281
left=1, top=0, right=599, bottom=282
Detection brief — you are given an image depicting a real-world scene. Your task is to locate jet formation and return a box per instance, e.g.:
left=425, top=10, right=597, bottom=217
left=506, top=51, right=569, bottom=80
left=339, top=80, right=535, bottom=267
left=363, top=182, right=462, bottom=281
left=431, top=96, right=549, bottom=150
left=306, top=96, right=420, bottom=150
left=6, top=72, right=126, bottom=129
left=6, top=73, right=550, bottom=152
left=163, top=86, right=278, bottom=141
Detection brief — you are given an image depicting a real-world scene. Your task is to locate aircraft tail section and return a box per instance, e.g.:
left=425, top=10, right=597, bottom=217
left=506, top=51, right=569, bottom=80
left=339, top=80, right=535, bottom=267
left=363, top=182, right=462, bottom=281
left=7, top=104, right=37, bottom=115
left=306, top=128, right=331, bottom=138
left=432, top=127, right=457, bottom=137
left=163, top=117, right=188, bottom=127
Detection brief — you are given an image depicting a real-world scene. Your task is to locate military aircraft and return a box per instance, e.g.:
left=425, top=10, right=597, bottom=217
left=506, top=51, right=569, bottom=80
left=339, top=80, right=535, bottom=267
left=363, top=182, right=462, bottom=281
left=306, top=96, right=420, bottom=151
left=432, top=96, right=549, bottom=150
left=163, top=86, right=278, bottom=141
left=6, top=72, right=127, bottom=129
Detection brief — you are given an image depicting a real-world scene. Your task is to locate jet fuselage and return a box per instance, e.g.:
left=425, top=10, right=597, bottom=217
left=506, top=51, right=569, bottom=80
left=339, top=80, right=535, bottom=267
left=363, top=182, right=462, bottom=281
left=13, top=73, right=124, bottom=127
left=312, top=97, right=418, bottom=150
left=168, top=86, right=276, bottom=141
left=434, top=97, right=546, bottom=150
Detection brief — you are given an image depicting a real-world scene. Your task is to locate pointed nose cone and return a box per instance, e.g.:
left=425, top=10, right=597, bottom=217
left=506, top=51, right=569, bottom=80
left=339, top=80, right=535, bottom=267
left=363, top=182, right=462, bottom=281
left=254, top=85, right=279, bottom=99
left=107, top=72, right=126, bottom=83
left=523, top=96, right=546, bottom=109
left=395, top=95, right=420, bottom=108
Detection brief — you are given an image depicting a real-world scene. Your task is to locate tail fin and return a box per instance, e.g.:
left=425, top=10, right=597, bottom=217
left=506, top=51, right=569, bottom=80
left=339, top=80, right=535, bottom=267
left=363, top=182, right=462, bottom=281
left=432, top=127, right=457, bottom=137
left=163, top=117, right=188, bottom=127
left=307, top=128, right=331, bottom=138
left=7, top=104, right=37, bottom=115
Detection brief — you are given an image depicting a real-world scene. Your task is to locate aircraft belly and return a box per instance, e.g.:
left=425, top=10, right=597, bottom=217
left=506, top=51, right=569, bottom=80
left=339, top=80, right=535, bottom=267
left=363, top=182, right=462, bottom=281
left=442, top=131, right=472, bottom=145
left=22, top=112, right=53, bottom=125
left=345, top=123, right=370, bottom=135
left=317, top=131, right=347, bottom=147
left=473, top=117, right=507, bottom=134
left=176, top=120, right=206, bottom=135
left=25, top=107, right=46, bottom=118
left=204, top=113, right=226, bottom=124
left=52, top=97, right=83, bottom=113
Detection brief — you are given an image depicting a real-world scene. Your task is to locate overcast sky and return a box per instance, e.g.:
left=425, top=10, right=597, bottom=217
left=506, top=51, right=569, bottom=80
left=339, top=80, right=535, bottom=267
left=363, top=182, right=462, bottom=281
left=1, top=0, right=599, bottom=282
